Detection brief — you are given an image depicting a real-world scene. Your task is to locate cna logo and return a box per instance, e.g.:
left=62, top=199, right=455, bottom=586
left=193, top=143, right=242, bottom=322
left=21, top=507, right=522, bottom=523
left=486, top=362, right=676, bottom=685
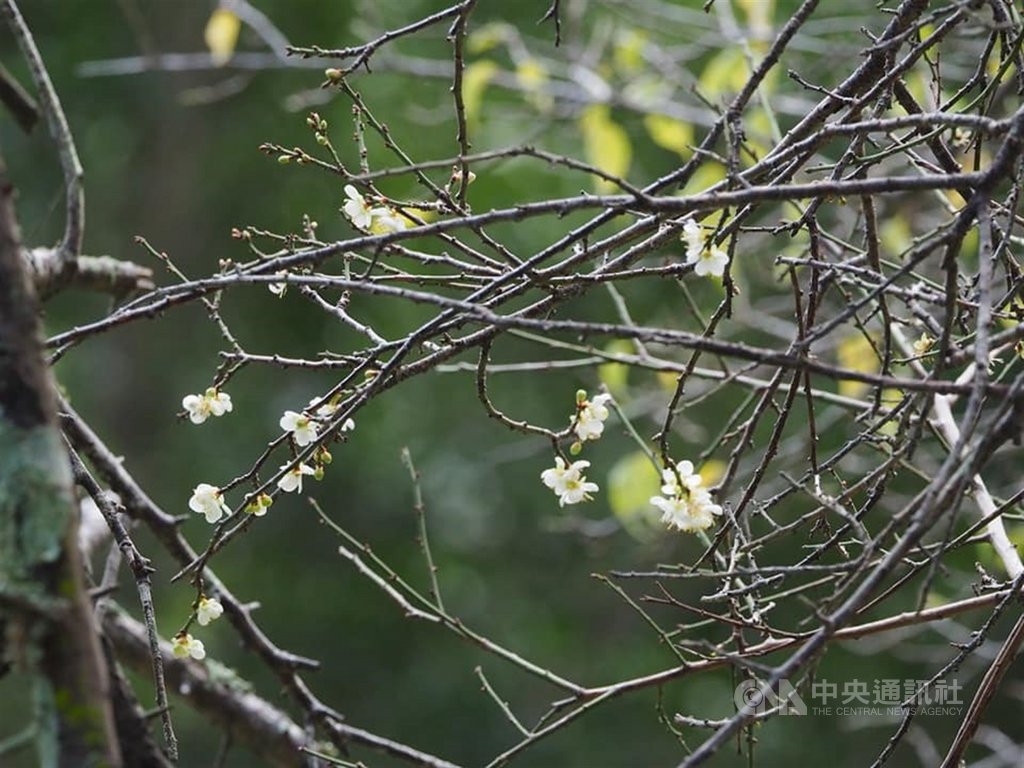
left=734, top=679, right=807, bottom=716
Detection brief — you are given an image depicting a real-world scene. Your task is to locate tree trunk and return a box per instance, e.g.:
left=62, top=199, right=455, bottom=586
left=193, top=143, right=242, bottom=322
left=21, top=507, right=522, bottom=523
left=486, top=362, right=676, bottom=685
left=0, top=158, right=122, bottom=767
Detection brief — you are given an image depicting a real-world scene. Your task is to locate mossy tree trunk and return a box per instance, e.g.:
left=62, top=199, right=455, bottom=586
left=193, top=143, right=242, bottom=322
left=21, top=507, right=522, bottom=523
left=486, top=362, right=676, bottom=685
left=0, top=159, right=122, bottom=767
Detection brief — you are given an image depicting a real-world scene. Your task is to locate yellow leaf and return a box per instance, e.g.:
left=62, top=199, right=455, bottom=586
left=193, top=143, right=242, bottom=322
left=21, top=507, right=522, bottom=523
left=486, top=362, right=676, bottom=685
left=462, top=60, right=499, bottom=126
left=467, top=22, right=510, bottom=55
left=607, top=451, right=662, bottom=541
left=698, top=48, right=750, bottom=100
left=579, top=105, right=632, bottom=193
left=613, top=30, right=647, bottom=74
left=517, top=59, right=553, bottom=114
left=737, top=0, right=775, bottom=39
left=681, top=160, right=726, bottom=197
left=204, top=8, right=241, bottom=67
left=998, top=295, right=1024, bottom=330
left=836, top=333, right=879, bottom=397
left=877, top=388, right=905, bottom=436
left=643, top=114, right=693, bottom=158
left=880, top=217, right=912, bottom=257
left=598, top=340, right=634, bottom=397
left=698, top=459, right=726, bottom=487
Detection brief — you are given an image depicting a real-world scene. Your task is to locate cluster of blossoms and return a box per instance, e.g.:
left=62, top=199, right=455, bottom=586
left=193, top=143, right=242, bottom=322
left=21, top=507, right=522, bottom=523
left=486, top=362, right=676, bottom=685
left=342, top=185, right=410, bottom=235
left=182, top=388, right=232, bottom=424
left=649, top=460, right=722, bottom=533
left=540, top=390, right=614, bottom=507
left=186, top=396, right=356, bottom=527
left=276, top=397, right=354, bottom=493
left=171, top=595, right=225, bottom=662
left=682, top=218, right=729, bottom=278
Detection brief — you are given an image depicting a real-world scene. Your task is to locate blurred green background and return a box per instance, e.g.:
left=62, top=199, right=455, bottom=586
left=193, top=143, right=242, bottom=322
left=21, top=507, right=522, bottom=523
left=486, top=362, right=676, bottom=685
left=1, top=1, right=1021, bottom=766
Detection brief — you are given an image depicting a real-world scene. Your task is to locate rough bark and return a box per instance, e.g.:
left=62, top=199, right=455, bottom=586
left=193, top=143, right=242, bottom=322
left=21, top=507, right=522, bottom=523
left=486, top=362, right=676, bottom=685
left=0, top=159, right=122, bottom=766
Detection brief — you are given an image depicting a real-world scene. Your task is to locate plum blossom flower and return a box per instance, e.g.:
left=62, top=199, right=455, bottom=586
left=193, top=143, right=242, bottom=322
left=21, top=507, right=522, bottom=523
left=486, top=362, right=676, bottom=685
left=574, top=392, right=614, bottom=442
left=308, top=398, right=356, bottom=431
left=280, top=410, right=319, bottom=446
left=559, top=472, right=599, bottom=506
left=913, top=332, right=934, bottom=356
left=682, top=218, right=703, bottom=253
left=245, top=493, right=273, bottom=517
left=541, top=457, right=598, bottom=506
left=650, top=458, right=723, bottom=533
left=650, top=492, right=721, bottom=533
left=196, top=596, right=224, bottom=626
left=688, top=243, right=729, bottom=278
left=189, top=484, right=231, bottom=524
left=342, top=185, right=389, bottom=231
left=268, top=273, right=287, bottom=297
left=542, top=458, right=589, bottom=494
left=682, top=218, right=730, bottom=278
left=277, top=462, right=316, bottom=493
left=660, top=460, right=703, bottom=497
left=182, top=388, right=232, bottom=424
left=373, top=208, right=411, bottom=234
left=172, top=633, right=206, bottom=660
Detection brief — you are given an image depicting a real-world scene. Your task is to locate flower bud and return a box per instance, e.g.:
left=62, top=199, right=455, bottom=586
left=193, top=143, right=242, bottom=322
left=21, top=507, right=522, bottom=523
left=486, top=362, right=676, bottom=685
left=570, top=441, right=583, bottom=456
left=325, top=68, right=343, bottom=83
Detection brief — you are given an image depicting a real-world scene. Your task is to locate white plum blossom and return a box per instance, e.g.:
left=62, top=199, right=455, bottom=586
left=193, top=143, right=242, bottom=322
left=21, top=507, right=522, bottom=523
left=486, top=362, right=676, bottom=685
left=650, top=492, right=721, bottom=533
left=574, top=392, right=614, bottom=442
left=182, top=388, right=232, bottom=424
left=650, top=459, right=723, bottom=534
left=682, top=218, right=703, bottom=253
left=542, top=457, right=589, bottom=494
left=277, top=462, right=316, bottom=494
left=207, top=391, right=232, bottom=417
left=660, top=459, right=702, bottom=497
left=268, top=273, right=288, bottom=297
left=541, top=457, right=598, bottom=506
left=172, top=633, right=206, bottom=660
left=182, top=394, right=211, bottom=424
left=196, top=596, right=224, bottom=626
left=681, top=217, right=730, bottom=278
left=559, top=472, right=599, bottom=506
left=690, top=245, right=730, bottom=278
left=308, top=397, right=356, bottom=431
left=189, top=483, right=231, bottom=524
left=342, top=185, right=389, bottom=231
left=374, top=208, right=411, bottom=234
left=280, top=410, right=319, bottom=446
left=309, top=397, right=337, bottom=419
